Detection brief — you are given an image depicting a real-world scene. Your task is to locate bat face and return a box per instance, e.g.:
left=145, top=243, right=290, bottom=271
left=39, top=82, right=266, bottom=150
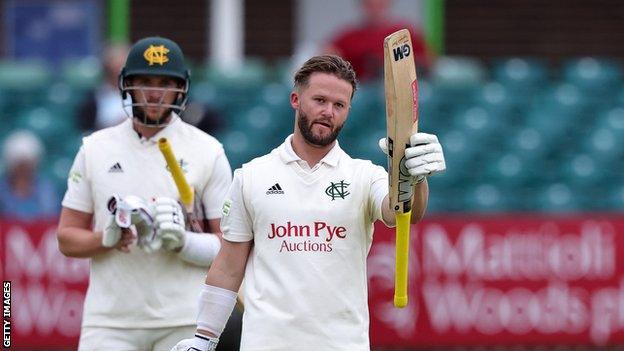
left=384, top=29, right=419, bottom=214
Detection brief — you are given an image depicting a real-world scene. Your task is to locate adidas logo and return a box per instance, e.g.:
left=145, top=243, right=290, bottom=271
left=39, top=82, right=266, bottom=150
left=108, top=162, right=123, bottom=173
left=266, top=183, right=284, bottom=195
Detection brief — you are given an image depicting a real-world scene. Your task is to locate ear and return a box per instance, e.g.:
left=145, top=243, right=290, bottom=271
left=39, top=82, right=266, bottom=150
left=290, top=91, right=299, bottom=110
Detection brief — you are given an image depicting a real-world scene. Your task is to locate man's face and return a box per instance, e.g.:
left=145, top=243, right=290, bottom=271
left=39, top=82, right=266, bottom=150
left=291, top=72, right=353, bottom=147
left=363, top=0, right=391, bottom=23
left=10, top=159, right=36, bottom=179
left=127, top=75, right=182, bottom=124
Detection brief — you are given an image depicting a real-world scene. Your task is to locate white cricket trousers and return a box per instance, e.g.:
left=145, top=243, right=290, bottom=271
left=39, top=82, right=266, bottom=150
left=78, top=324, right=196, bottom=351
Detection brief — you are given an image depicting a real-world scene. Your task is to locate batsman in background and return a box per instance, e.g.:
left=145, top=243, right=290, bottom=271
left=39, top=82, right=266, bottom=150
left=57, top=37, right=240, bottom=351
left=172, top=55, right=445, bottom=351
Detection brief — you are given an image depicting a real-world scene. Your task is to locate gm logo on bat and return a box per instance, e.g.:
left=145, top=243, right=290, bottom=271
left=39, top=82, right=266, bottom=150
left=392, top=43, right=411, bottom=61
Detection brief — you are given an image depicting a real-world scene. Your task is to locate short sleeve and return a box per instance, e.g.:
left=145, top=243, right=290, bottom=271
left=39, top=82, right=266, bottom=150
left=220, top=169, right=253, bottom=242
left=201, top=149, right=233, bottom=219
left=62, top=146, right=94, bottom=213
left=369, top=164, right=389, bottom=224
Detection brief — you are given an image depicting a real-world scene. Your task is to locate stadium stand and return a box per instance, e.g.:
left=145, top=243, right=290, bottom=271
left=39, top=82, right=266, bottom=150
left=2, top=56, right=623, bottom=213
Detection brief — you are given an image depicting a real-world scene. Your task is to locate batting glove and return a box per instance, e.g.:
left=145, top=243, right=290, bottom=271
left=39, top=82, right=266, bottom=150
left=102, top=214, right=123, bottom=247
left=104, top=195, right=157, bottom=250
left=379, top=132, right=446, bottom=182
left=169, top=335, right=219, bottom=351
left=154, top=197, right=187, bottom=251
left=123, top=195, right=156, bottom=243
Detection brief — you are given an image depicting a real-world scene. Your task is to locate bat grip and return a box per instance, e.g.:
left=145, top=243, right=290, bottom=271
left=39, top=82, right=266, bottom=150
left=394, top=210, right=411, bottom=308
left=158, top=138, right=193, bottom=208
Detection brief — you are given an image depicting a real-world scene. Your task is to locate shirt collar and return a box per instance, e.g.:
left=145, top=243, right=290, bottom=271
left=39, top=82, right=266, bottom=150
left=124, top=113, right=182, bottom=145
left=278, top=134, right=342, bottom=167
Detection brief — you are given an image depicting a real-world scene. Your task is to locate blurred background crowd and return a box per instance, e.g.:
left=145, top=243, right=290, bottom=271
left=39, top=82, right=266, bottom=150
left=1, top=0, right=623, bottom=220
left=2, top=0, right=624, bottom=350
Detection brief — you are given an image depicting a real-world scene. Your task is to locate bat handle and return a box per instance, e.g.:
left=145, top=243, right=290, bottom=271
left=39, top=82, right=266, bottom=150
left=158, top=138, right=193, bottom=208
left=394, top=211, right=411, bottom=308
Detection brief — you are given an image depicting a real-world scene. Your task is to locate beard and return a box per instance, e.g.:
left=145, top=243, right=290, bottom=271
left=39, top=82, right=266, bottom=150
left=129, top=90, right=177, bottom=126
left=131, top=104, right=174, bottom=126
left=297, top=109, right=344, bottom=147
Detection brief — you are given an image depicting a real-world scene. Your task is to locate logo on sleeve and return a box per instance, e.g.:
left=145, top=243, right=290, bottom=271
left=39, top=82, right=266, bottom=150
left=325, top=180, right=350, bottom=200
left=266, top=183, right=284, bottom=195
left=222, top=199, right=232, bottom=217
left=69, top=170, right=82, bottom=183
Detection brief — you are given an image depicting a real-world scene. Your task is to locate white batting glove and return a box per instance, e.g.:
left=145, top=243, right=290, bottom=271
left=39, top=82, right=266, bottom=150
left=154, top=197, right=187, bottom=251
left=102, top=214, right=122, bottom=247
left=122, top=195, right=156, bottom=240
left=379, top=132, right=446, bottom=182
left=169, top=335, right=218, bottom=351
left=405, top=133, right=446, bottom=178
left=169, top=339, right=197, bottom=351
left=104, top=195, right=157, bottom=251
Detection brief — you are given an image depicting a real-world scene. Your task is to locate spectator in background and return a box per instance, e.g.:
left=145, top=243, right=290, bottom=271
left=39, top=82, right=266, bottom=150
left=77, top=42, right=130, bottom=132
left=0, top=130, right=60, bottom=221
left=325, top=0, right=430, bottom=82
left=181, top=100, right=226, bottom=136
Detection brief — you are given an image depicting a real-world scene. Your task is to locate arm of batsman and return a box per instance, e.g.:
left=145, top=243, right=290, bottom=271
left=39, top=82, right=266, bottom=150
left=379, top=132, right=446, bottom=181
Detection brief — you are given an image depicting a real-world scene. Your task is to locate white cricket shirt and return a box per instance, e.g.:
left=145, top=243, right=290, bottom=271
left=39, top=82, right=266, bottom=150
left=221, top=135, right=388, bottom=351
left=62, top=117, right=232, bottom=328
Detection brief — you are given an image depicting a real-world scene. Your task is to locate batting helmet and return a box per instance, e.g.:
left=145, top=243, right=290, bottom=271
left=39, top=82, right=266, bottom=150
left=118, top=36, right=191, bottom=125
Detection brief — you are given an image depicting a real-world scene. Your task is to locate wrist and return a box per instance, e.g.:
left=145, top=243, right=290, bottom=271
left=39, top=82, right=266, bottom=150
left=197, top=284, right=238, bottom=338
left=173, top=230, right=187, bottom=252
left=95, top=231, right=112, bottom=250
left=413, top=175, right=426, bottom=185
left=177, top=232, right=221, bottom=266
left=193, top=333, right=219, bottom=351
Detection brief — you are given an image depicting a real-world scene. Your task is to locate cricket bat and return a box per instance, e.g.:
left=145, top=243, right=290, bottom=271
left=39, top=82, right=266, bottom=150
left=384, top=29, right=419, bottom=308
left=158, top=138, right=203, bottom=232
left=159, top=138, right=243, bottom=309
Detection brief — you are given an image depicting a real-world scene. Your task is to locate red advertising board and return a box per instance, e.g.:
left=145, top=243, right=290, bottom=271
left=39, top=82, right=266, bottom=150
left=1, top=220, right=88, bottom=349
left=368, top=214, right=624, bottom=347
left=3, top=215, right=624, bottom=348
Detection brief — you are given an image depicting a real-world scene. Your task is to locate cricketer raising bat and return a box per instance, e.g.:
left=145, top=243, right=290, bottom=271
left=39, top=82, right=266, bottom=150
left=158, top=137, right=203, bottom=232
left=384, top=29, right=419, bottom=308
